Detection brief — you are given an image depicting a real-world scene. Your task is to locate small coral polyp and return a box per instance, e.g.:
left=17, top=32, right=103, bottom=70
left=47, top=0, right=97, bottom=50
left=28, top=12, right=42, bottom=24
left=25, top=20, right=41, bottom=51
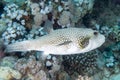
left=3, top=3, right=28, bottom=23
left=2, top=22, right=27, bottom=45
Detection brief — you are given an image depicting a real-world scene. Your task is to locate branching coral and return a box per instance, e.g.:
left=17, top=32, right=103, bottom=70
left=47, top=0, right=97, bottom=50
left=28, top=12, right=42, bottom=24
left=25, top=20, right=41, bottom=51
left=62, top=50, right=98, bottom=76
left=14, top=56, right=42, bottom=75
left=29, top=0, right=95, bottom=31
left=2, top=3, right=28, bottom=25
left=2, top=22, right=27, bottom=45
left=58, top=11, right=72, bottom=27
left=14, top=55, right=49, bottom=80
left=33, top=13, right=47, bottom=26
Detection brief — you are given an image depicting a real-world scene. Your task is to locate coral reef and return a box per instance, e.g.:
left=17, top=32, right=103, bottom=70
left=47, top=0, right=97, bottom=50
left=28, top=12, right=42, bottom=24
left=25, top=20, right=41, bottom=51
left=2, top=22, right=27, bottom=45
left=0, top=66, right=21, bottom=80
left=58, top=11, right=72, bottom=27
left=13, top=55, right=56, bottom=80
left=45, top=55, right=62, bottom=79
left=0, top=0, right=120, bottom=80
left=0, top=56, right=17, bottom=68
left=33, top=13, right=47, bottom=26
left=76, top=75, right=92, bottom=80
left=55, top=71, right=71, bottom=80
left=12, top=54, right=62, bottom=80
left=14, top=56, right=42, bottom=77
left=3, top=0, right=26, bottom=6
left=29, top=0, right=94, bottom=29
left=69, top=0, right=94, bottom=24
left=108, top=25, right=120, bottom=42
left=27, top=27, right=46, bottom=39
left=0, top=19, right=7, bottom=36
left=0, top=39, right=5, bottom=58
left=0, top=3, right=29, bottom=45
left=1, top=3, right=28, bottom=24
left=30, top=3, right=40, bottom=15
left=0, top=0, right=95, bottom=45
left=62, top=51, right=98, bottom=76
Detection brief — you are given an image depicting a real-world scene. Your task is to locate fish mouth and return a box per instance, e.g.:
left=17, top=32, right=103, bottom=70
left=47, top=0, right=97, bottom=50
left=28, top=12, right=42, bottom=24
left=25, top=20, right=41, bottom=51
left=97, top=34, right=105, bottom=46
left=90, top=33, right=105, bottom=50
left=79, top=33, right=105, bottom=53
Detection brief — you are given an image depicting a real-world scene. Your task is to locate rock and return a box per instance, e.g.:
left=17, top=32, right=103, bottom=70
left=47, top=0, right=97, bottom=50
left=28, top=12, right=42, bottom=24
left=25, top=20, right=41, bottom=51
left=0, top=66, right=21, bottom=80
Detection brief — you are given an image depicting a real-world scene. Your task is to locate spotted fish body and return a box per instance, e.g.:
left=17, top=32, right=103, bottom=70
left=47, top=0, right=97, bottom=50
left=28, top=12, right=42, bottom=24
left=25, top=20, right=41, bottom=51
left=5, top=28, right=105, bottom=55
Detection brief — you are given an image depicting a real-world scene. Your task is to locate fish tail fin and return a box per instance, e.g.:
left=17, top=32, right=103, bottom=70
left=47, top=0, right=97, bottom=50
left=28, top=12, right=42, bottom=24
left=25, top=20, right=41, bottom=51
left=5, top=40, right=36, bottom=53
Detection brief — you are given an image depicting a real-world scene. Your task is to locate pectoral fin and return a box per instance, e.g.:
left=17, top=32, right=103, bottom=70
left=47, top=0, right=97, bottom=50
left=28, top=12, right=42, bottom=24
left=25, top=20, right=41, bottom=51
left=78, top=37, right=90, bottom=49
left=56, top=40, right=72, bottom=46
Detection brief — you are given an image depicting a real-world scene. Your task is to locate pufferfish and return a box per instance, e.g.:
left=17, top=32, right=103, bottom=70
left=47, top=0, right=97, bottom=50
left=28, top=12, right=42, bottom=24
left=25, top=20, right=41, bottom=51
left=5, top=28, right=105, bottom=55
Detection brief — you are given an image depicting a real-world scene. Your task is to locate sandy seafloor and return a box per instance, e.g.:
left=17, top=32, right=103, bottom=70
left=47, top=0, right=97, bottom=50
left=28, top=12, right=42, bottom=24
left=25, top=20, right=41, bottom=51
left=0, top=0, right=120, bottom=80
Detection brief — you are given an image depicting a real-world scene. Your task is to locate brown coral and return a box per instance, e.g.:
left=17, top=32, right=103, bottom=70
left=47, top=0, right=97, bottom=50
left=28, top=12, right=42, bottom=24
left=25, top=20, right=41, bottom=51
left=62, top=51, right=98, bottom=76
left=14, top=56, right=42, bottom=78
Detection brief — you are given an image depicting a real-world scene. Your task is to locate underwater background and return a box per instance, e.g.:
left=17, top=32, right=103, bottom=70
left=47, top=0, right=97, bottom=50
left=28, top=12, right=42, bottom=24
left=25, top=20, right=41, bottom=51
left=0, top=0, right=120, bottom=80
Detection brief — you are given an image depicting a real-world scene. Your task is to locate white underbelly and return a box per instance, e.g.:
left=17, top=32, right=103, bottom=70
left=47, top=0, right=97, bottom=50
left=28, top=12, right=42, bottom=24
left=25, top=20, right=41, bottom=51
left=40, top=43, right=81, bottom=55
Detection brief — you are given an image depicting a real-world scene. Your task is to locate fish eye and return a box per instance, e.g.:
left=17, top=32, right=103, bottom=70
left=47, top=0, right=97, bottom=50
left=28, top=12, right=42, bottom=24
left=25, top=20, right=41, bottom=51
left=93, top=31, right=98, bottom=35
